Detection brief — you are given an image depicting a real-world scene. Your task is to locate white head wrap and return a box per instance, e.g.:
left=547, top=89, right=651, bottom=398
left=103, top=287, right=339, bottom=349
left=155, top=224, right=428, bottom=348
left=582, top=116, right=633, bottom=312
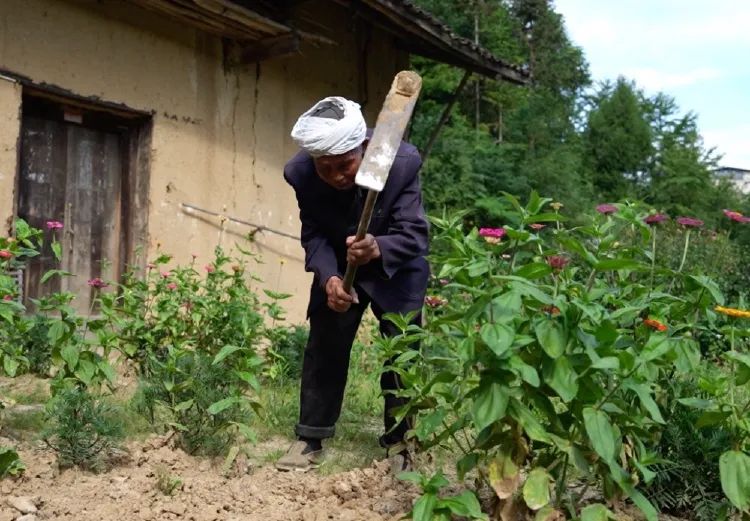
left=291, top=96, right=366, bottom=157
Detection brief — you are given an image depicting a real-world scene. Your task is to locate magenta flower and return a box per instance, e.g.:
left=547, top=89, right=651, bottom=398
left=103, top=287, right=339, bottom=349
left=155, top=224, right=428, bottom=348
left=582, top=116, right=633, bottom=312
left=479, top=227, right=506, bottom=239
left=205, top=264, right=215, bottom=273
left=87, top=278, right=108, bottom=289
left=46, top=221, right=64, bottom=230
left=529, top=223, right=546, bottom=231
left=425, top=295, right=448, bottom=308
left=723, top=209, right=750, bottom=223
left=167, top=282, right=178, bottom=291
left=596, top=204, right=618, bottom=215
left=0, top=250, right=12, bottom=259
left=676, top=217, right=704, bottom=228
left=161, top=271, right=171, bottom=278
left=547, top=255, right=569, bottom=270
left=644, top=214, right=669, bottom=225
left=3, top=295, right=12, bottom=301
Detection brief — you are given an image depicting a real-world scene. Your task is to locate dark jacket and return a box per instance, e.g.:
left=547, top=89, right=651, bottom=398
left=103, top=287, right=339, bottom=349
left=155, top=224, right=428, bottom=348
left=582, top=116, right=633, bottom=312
left=283, top=140, right=429, bottom=316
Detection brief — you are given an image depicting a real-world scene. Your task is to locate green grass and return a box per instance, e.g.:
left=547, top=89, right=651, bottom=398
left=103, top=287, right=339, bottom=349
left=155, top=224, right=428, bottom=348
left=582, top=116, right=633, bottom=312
left=1, top=408, right=46, bottom=441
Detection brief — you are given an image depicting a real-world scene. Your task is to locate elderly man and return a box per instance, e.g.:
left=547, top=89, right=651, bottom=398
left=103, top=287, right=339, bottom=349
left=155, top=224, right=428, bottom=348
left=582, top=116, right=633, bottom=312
left=275, top=96, right=429, bottom=472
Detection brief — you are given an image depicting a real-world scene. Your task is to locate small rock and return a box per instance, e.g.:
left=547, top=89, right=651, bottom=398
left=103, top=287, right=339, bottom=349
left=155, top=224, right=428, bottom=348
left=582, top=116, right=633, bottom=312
left=0, top=510, right=15, bottom=521
left=6, top=497, right=37, bottom=514
left=16, top=515, right=38, bottom=521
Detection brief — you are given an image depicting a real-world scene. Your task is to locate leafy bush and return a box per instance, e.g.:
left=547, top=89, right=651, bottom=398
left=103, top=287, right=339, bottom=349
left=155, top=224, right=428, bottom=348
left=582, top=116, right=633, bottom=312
left=265, top=324, right=309, bottom=381
left=100, top=247, right=272, bottom=455
left=42, top=386, right=124, bottom=471
left=0, top=446, right=25, bottom=478
left=381, top=195, right=743, bottom=520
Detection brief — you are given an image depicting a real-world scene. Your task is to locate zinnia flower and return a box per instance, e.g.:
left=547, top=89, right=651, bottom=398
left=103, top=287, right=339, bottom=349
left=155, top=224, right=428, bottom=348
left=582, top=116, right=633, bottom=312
left=3, top=295, right=12, bottom=301
left=0, top=250, right=12, bottom=259
left=167, top=282, right=178, bottom=291
left=46, top=221, right=64, bottom=230
left=161, top=271, right=171, bottom=278
left=644, top=214, right=669, bottom=225
left=479, top=228, right=506, bottom=239
left=541, top=305, right=561, bottom=316
left=87, top=278, right=108, bottom=289
left=676, top=217, right=703, bottom=228
left=425, top=295, right=448, bottom=308
left=551, top=202, right=564, bottom=211
left=205, top=264, right=215, bottom=273
left=643, top=318, right=667, bottom=332
left=715, top=306, right=750, bottom=319
left=596, top=204, right=618, bottom=215
left=547, top=255, right=569, bottom=270
left=723, top=209, right=750, bottom=223
left=529, top=223, right=546, bottom=231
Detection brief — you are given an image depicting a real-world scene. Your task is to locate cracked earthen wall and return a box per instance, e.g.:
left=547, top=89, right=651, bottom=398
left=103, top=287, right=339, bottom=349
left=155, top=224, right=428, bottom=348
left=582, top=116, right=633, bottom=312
left=0, top=0, right=408, bottom=321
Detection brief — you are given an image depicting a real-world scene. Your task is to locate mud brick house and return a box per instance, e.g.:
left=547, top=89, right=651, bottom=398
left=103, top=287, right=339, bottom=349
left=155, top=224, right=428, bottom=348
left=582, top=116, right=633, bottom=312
left=0, top=0, right=525, bottom=318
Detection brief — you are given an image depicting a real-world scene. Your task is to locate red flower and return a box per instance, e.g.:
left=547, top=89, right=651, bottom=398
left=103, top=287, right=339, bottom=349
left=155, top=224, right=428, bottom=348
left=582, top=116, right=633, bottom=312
left=87, top=278, right=109, bottom=289
left=3, top=295, right=12, bottom=301
left=479, top=227, right=506, bottom=239
left=46, top=221, right=64, bottom=230
left=644, top=214, right=669, bottom=225
left=541, top=305, right=561, bottom=316
left=167, top=282, right=178, bottom=291
left=596, top=204, right=618, bottom=215
left=425, top=295, right=448, bottom=308
left=676, top=217, right=704, bottom=228
left=205, top=264, right=215, bottom=273
left=723, top=209, right=750, bottom=223
left=643, top=318, right=667, bottom=332
left=0, top=250, right=12, bottom=259
left=547, top=255, right=569, bottom=270
left=529, top=223, right=546, bottom=231
left=161, top=271, right=171, bottom=278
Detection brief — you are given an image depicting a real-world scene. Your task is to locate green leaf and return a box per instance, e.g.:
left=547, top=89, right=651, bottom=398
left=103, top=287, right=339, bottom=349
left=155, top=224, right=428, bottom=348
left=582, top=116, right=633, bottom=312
left=416, top=408, right=447, bottom=442
left=207, top=397, right=239, bottom=415
left=212, top=344, right=244, bottom=365
left=594, top=258, right=643, bottom=271
left=628, top=383, right=665, bottom=424
left=547, top=356, right=578, bottom=402
left=232, top=422, right=257, bottom=444
left=40, top=269, right=72, bottom=284
left=456, top=453, right=479, bottom=480
left=51, top=241, right=62, bottom=261
left=47, top=321, right=67, bottom=345
left=677, top=397, right=714, bottom=410
left=689, top=275, right=725, bottom=306
left=480, top=323, right=514, bottom=358
left=697, top=410, right=731, bottom=428
left=523, top=468, right=551, bottom=510
left=97, top=360, right=117, bottom=384
left=725, top=352, right=750, bottom=386
left=74, top=359, right=96, bottom=385
left=514, top=262, right=552, bottom=280
left=488, top=453, right=520, bottom=499
left=719, top=450, right=750, bottom=510
left=397, top=471, right=424, bottom=486
left=236, top=371, right=260, bottom=392
left=440, top=490, right=486, bottom=518
left=580, top=504, right=616, bottom=521
left=641, top=335, right=672, bottom=362
left=61, top=343, right=79, bottom=370
left=3, top=356, right=20, bottom=377
left=524, top=212, right=567, bottom=224
left=509, top=400, right=551, bottom=444
left=583, top=407, right=617, bottom=463
left=175, top=399, right=194, bottom=411
left=471, top=382, right=508, bottom=431
left=535, top=320, right=566, bottom=358
left=534, top=506, right=562, bottom=520
left=509, top=356, right=540, bottom=387
left=412, top=493, right=437, bottom=521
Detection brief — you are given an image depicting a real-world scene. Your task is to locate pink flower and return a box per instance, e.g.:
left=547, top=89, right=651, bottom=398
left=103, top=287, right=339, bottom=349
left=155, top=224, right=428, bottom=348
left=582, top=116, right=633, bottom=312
left=479, top=227, right=506, bottom=239
left=161, top=271, right=171, bottom=278
left=87, top=278, right=108, bottom=289
left=147, top=263, right=156, bottom=269
left=425, top=295, right=448, bottom=308
left=167, top=282, right=178, bottom=291
left=191, top=253, right=198, bottom=259
left=529, top=223, right=546, bottom=231
left=3, top=295, right=12, bottom=301
left=204, top=265, right=215, bottom=273
left=723, top=209, right=750, bottom=223
left=547, top=255, right=569, bottom=270
left=596, top=204, right=618, bottom=215
left=676, top=217, right=704, bottom=228
left=0, top=250, right=12, bottom=259
left=644, top=214, right=669, bottom=225
left=46, top=221, right=64, bottom=230
left=439, top=278, right=450, bottom=286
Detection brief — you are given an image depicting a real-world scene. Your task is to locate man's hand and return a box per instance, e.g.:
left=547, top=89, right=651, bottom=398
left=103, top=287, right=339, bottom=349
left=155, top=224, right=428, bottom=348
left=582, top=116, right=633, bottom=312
left=346, top=234, right=381, bottom=266
left=325, top=276, right=359, bottom=312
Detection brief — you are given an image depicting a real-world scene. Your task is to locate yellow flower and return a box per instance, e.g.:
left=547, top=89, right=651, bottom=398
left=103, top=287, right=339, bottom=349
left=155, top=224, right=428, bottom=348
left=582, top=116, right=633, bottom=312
left=715, top=306, right=750, bottom=319
left=551, top=202, right=564, bottom=211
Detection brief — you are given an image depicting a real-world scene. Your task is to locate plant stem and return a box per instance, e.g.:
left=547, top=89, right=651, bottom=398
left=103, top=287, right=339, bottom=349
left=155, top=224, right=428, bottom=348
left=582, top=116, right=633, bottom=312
left=649, top=226, right=657, bottom=291
left=677, top=229, right=691, bottom=274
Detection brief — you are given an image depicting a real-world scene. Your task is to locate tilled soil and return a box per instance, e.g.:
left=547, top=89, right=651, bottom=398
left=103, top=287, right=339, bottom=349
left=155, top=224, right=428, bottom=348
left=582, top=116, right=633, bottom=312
left=0, top=436, right=418, bottom=521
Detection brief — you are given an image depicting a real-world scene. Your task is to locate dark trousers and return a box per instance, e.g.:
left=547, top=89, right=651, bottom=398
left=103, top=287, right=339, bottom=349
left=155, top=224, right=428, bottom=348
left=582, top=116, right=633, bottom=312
left=295, top=294, right=419, bottom=448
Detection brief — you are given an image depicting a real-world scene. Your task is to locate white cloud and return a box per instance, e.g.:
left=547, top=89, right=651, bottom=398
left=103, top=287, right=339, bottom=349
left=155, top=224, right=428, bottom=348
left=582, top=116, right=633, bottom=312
left=622, top=67, right=723, bottom=91
left=702, top=125, right=750, bottom=168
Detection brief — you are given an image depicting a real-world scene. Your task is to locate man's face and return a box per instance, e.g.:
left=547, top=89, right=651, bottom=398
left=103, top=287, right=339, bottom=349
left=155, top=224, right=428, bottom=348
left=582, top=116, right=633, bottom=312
left=313, top=145, right=364, bottom=190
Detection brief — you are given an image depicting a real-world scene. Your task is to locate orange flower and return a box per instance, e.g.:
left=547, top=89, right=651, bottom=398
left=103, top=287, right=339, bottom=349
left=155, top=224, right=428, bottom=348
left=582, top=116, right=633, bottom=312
left=643, top=318, right=667, bottom=332
left=715, top=306, right=750, bottom=319
left=541, top=305, right=561, bottom=316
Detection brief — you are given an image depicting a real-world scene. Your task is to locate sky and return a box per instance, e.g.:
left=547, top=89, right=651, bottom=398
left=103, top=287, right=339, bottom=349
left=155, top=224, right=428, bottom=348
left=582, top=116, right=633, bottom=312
left=553, top=0, right=750, bottom=168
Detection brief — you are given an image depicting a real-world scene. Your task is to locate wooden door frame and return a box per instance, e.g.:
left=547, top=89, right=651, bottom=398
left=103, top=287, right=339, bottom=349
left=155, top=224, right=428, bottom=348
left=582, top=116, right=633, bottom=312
left=15, top=84, right=153, bottom=282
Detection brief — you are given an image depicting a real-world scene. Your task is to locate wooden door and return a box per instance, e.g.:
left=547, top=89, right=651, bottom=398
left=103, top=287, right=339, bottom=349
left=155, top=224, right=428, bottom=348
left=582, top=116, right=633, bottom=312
left=18, top=109, right=125, bottom=314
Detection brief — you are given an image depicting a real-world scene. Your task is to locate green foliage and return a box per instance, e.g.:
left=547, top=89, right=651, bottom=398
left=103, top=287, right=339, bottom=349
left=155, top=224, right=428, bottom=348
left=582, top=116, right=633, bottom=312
left=399, top=471, right=488, bottom=521
left=0, top=445, right=25, bottom=478
left=42, top=386, right=124, bottom=471
left=380, top=196, right=734, bottom=519
left=265, top=324, right=309, bottom=381
left=154, top=464, right=183, bottom=496
left=99, top=247, right=269, bottom=456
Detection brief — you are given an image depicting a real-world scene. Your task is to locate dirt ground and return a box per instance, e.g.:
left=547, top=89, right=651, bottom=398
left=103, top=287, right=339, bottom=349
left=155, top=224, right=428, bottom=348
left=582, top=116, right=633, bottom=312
left=0, top=435, right=418, bottom=521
